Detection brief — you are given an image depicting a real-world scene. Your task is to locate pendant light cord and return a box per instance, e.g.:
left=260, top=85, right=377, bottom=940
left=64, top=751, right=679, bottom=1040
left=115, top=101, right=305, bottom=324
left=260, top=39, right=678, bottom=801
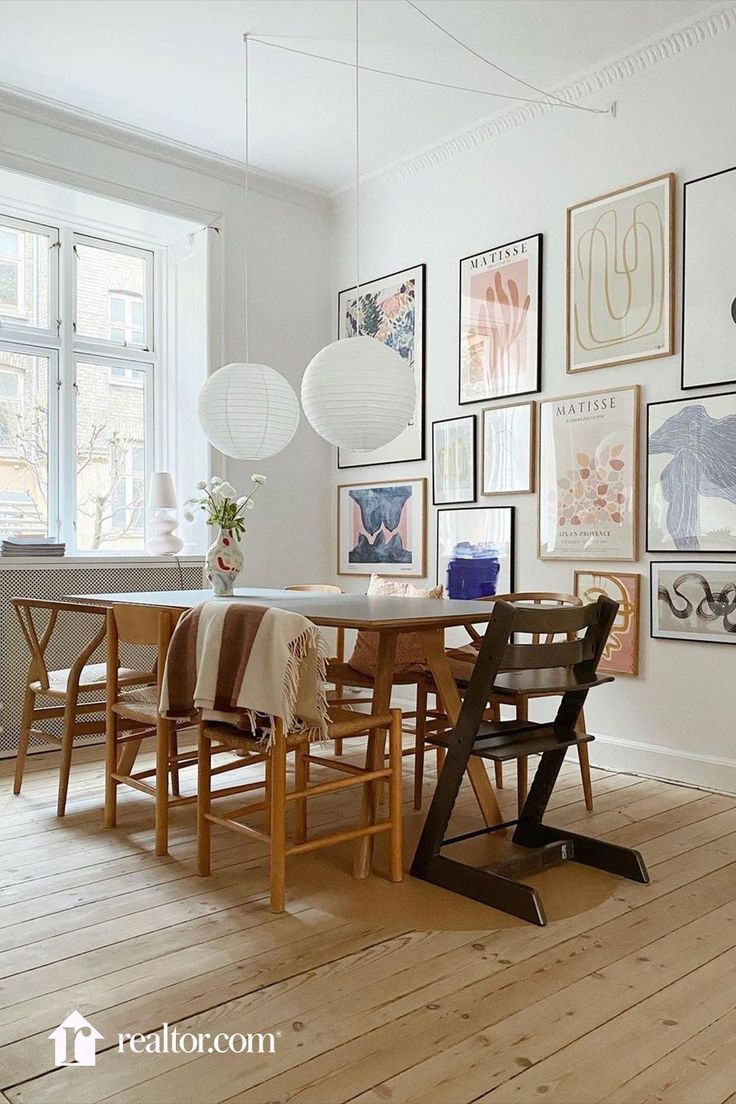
left=243, top=32, right=251, bottom=361
left=354, top=0, right=362, bottom=337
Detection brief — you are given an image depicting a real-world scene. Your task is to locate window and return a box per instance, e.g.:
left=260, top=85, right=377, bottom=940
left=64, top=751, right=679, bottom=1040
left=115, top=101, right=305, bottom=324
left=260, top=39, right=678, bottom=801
left=0, top=214, right=157, bottom=552
left=0, top=216, right=54, bottom=330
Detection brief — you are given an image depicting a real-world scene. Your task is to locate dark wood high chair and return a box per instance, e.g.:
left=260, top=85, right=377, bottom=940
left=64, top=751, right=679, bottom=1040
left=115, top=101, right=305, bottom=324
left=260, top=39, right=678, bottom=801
left=411, top=596, right=649, bottom=926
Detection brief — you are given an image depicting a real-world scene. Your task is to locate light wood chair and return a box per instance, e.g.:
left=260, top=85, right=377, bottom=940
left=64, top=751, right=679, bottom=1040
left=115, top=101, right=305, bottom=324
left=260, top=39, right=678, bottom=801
left=438, top=591, right=594, bottom=814
left=197, top=704, right=404, bottom=913
left=105, top=604, right=195, bottom=855
left=12, top=598, right=152, bottom=817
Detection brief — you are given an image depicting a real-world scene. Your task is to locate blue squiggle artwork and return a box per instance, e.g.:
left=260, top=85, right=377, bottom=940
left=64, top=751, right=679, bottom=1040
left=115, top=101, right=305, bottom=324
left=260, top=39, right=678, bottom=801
left=649, top=403, right=736, bottom=550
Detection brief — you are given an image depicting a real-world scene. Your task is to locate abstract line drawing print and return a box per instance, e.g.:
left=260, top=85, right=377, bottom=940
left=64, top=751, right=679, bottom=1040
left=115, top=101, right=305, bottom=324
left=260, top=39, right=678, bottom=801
left=482, top=402, right=534, bottom=495
left=648, top=395, right=736, bottom=552
left=574, top=200, right=665, bottom=355
left=659, top=572, right=736, bottom=634
left=567, top=175, right=673, bottom=372
left=574, top=570, right=640, bottom=675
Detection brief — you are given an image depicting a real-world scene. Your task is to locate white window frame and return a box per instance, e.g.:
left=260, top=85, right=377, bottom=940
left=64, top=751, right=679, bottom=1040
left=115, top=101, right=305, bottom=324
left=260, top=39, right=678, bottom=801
left=0, top=213, right=59, bottom=340
left=0, top=226, right=23, bottom=315
left=72, top=234, right=154, bottom=354
left=70, top=352, right=154, bottom=554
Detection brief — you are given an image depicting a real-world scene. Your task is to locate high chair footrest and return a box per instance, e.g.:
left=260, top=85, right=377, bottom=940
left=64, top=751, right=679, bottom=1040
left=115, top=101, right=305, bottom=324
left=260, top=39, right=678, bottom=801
left=486, top=840, right=574, bottom=881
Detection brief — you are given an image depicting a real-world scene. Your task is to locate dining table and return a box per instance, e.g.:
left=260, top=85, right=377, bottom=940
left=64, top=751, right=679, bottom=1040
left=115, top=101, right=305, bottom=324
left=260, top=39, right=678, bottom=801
left=67, top=586, right=501, bottom=875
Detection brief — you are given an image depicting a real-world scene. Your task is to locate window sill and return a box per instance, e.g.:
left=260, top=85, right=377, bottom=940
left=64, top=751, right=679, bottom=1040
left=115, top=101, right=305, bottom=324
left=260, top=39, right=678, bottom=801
left=0, top=553, right=204, bottom=569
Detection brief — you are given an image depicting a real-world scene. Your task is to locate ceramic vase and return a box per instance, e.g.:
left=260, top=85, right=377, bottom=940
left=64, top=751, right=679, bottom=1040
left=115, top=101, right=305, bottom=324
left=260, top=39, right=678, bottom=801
left=205, top=527, right=243, bottom=597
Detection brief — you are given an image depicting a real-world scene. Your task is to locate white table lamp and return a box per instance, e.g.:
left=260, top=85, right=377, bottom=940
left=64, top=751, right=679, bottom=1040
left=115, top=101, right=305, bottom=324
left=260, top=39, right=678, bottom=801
left=146, top=471, right=183, bottom=556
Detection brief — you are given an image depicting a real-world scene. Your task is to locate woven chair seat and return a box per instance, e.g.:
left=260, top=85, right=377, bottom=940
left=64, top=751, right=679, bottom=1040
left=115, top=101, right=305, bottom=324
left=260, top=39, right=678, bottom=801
left=32, top=665, right=151, bottom=696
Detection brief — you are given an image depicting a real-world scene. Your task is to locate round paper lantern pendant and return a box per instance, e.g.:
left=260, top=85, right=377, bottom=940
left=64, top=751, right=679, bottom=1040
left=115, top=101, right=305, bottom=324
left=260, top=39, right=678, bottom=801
left=198, top=362, right=299, bottom=461
left=301, top=336, right=415, bottom=451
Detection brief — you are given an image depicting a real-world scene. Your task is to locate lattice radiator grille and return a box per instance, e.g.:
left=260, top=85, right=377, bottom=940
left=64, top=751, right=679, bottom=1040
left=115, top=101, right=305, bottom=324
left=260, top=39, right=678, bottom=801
left=0, top=559, right=203, bottom=758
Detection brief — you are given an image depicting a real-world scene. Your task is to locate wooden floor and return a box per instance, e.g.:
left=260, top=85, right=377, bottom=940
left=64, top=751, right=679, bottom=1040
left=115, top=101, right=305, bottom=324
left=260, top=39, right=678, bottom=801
left=3, top=742, right=736, bottom=1104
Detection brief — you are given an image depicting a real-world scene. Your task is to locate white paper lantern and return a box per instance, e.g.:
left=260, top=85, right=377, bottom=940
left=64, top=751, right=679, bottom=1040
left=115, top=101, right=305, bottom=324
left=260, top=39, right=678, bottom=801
left=198, top=362, right=299, bottom=460
left=301, top=336, right=416, bottom=451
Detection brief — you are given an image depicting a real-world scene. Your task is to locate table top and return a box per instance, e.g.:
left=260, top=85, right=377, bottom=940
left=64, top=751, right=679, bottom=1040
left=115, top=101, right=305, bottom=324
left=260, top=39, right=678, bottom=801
left=67, top=586, right=497, bottom=630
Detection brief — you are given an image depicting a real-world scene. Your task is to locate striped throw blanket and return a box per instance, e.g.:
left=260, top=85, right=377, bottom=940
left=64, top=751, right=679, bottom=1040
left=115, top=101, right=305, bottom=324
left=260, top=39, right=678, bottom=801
left=160, top=600, right=330, bottom=743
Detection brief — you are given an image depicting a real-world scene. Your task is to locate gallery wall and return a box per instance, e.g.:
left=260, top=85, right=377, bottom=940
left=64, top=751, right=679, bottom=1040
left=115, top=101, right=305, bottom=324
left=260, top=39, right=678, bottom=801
left=0, top=88, right=335, bottom=587
left=328, top=22, right=736, bottom=791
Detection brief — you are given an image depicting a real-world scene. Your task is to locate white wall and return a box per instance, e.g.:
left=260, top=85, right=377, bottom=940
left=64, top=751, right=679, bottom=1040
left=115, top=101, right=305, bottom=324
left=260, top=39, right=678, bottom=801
left=330, top=28, right=736, bottom=792
left=0, top=93, right=334, bottom=585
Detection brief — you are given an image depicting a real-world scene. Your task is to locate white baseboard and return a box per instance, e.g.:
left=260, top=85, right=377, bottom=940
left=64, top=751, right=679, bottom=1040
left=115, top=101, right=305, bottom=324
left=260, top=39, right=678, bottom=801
left=390, top=687, right=736, bottom=796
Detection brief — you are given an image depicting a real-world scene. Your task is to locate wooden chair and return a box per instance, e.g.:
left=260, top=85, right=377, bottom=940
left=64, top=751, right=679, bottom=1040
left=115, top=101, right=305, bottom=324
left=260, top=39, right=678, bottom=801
left=12, top=598, right=152, bottom=817
left=105, top=605, right=195, bottom=856
left=411, top=597, right=648, bottom=925
left=436, top=592, right=594, bottom=814
left=198, top=704, right=404, bottom=913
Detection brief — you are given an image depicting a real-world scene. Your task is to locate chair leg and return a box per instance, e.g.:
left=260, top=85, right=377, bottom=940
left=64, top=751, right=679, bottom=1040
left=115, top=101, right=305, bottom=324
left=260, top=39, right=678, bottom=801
left=13, top=687, right=35, bottom=797
left=388, top=709, right=404, bottom=883
left=105, top=712, right=118, bottom=830
left=577, top=740, right=594, bottom=812
left=413, top=681, right=428, bottom=810
left=57, top=702, right=76, bottom=818
left=494, top=762, right=504, bottom=789
left=269, top=723, right=288, bottom=913
left=169, top=728, right=180, bottom=797
left=294, top=740, right=308, bottom=845
left=196, top=725, right=212, bottom=876
left=487, top=705, right=503, bottom=789
left=515, top=696, right=529, bottom=816
left=155, top=719, right=170, bottom=857
left=436, top=746, right=446, bottom=773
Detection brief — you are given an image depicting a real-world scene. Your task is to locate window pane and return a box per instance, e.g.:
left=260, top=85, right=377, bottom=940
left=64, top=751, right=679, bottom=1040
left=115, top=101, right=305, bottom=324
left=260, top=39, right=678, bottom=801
left=75, top=360, right=147, bottom=551
left=0, top=349, right=49, bottom=537
left=0, top=220, right=51, bottom=330
left=75, top=240, right=150, bottom=347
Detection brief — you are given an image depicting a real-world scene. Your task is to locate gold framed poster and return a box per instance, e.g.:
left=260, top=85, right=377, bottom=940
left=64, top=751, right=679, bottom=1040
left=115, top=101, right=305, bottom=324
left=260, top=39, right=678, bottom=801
left=567, top=174, right=675, bottom=373
left=539, top=385, right=640, bottom=561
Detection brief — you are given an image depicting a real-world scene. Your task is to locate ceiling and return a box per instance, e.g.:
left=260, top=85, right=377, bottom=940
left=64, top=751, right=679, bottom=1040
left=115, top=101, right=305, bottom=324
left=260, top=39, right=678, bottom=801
left=0, top=0, right=716, bottom=193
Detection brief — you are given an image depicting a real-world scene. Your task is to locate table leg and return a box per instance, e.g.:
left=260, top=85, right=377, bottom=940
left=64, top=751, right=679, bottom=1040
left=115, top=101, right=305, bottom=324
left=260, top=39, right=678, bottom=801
left=417, top=627, right=501, bottom=827
left=353, top=630, right=397, bottom=879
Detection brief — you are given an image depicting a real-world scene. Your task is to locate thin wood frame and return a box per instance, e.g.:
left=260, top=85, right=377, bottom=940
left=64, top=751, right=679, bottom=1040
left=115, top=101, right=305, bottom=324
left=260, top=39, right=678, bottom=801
left=458, top=233, right=543, bottom=405
left=681, top=165, right=736, bottom=390
left=432, top=415, right=476, bottom=506
left=566, top=173, right=675, bottom=374
left=573, top=569, right=642, bottom=677
left=337, top=262, right=426, bottom=469
left=481, top=399, right=536, bottom=496
left=538, top=384, right=640, bottom=562
left=337, top=477, right=427, bottom=578
left=435, top=505, right=515, bottom=593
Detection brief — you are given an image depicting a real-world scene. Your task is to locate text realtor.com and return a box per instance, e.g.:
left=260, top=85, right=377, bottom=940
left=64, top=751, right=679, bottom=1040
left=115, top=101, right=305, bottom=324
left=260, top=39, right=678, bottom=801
left=50, top=1011, right=278, bottom=1068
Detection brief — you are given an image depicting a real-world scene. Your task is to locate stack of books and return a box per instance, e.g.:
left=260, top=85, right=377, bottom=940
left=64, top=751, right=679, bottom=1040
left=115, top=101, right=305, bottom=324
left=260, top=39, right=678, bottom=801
left=1, top=536, right=66, bottom=558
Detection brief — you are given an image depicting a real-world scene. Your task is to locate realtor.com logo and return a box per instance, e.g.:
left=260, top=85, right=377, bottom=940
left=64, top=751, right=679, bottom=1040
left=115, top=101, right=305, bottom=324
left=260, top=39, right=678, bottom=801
left=49, top=1011, right=278, bottom=1068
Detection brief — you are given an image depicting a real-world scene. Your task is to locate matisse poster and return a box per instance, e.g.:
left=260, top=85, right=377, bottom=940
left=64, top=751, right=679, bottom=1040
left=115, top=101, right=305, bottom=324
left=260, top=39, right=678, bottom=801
left=539, top=386, right=639, bottom=560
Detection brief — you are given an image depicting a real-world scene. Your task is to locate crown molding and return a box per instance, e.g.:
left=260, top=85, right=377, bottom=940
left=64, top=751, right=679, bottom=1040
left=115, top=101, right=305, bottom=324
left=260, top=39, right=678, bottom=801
left=332, top=1, right=736, bottom=205
left=0, top=81, right=332, bottom=212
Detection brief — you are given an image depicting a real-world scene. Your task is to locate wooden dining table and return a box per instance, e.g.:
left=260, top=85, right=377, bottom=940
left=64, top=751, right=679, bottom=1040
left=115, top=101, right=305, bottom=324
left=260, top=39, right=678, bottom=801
left=68, top=586, right=501, bottom=875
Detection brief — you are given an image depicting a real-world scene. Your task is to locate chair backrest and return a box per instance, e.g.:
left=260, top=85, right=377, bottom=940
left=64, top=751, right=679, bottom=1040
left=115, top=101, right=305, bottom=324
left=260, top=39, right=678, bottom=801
left=12, top=598, right=107, bottom=692
left=285, top=584, right=343, bottom=593
left=106, top=605, right=179, bottom=699
left=457, top=597, right=618, bottom=737
left=464, top=590, right=583, bottom=647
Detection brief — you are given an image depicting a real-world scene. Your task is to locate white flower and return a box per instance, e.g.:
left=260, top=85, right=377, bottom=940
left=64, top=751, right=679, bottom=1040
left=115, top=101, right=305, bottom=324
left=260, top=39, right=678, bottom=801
left=245, top=499, right=255, bottom=509
left=217, top=481, right=237, bottom=498
left=236, top=496, right=248, bottom=507
left=196, top=480, right=207, bottom=490
left=251, top=473, right=267, bottom=484
left=183, top=509, right=194, bottom=523
left=210, top=476, right=222, bottom=486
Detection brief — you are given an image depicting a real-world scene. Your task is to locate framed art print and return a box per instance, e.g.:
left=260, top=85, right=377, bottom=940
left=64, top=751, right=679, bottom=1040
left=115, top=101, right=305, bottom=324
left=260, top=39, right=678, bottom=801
left=481, top=400, right=535, bottom=495
left=682, top=166, right=736, bottom=389
left=574, top=570, right=641, bottom=676
left=459, top=234, right=542, bottom=404
left=436, top=506, right=514, bottom=598
left=647, top=391, right=736, bottom=552
left=337, top=477, right=426, bottom=577
left=539, top=385, right=640, bottom=561
left=337, top=263, right=425, bottom=468
left=651, top=562, right=736, bottom=645
left=567, top=174, right=675, bottom=373
left=432, top=416, right=476, bottom=505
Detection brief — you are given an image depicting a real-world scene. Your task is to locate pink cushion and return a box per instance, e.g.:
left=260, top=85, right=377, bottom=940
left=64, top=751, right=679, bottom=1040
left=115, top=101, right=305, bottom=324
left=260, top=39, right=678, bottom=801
left=347, top=575, right=443, bottom=677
